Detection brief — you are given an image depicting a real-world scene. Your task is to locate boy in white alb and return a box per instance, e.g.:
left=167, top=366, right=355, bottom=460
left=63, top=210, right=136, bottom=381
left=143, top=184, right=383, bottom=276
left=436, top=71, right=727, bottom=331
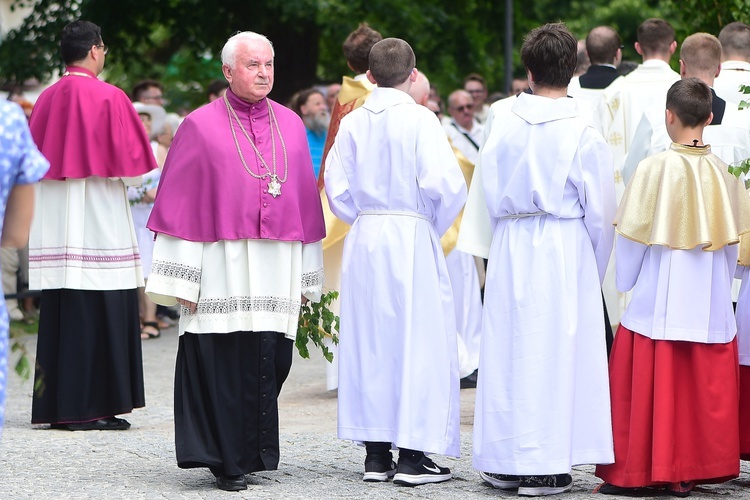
left=459, top=23, right=616, bottom=497
left=324, top=38, right=467, bottom=486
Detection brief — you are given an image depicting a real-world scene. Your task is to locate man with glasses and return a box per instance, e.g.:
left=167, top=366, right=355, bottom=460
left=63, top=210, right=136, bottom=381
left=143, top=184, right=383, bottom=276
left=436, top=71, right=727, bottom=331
left=464, top=73, right=490, bottom=123
left=132, top=79, right=165, bottom=106
left=28, top=20, right=157, bottom=431
left=444, top=89, right=484, bottom=164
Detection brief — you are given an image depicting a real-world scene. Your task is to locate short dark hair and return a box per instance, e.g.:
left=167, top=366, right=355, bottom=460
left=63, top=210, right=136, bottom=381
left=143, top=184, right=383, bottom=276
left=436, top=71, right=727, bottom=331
left=343, top=23, right=383, bottom=74
left=680, top=33, right=721, bottom=75
left=719, top=22, right=750, bottom=61
left=666, top=78, right=712, bottom=128
left=60, top=20, right=102, bottom=66
left=586, top=26, right=621, bottom=65
left=291, top=87, right=324, bottom=117
left=463, top=73, right=487, bottom=90
left=206, top=79, right=229, bottom=98
left=368, top=38, right=415, bottom=88
left=637, top=18, right=675, bottom=57
left=521, top=23, right=577, bottom=89
left=132, top=80, right=163, bottom=102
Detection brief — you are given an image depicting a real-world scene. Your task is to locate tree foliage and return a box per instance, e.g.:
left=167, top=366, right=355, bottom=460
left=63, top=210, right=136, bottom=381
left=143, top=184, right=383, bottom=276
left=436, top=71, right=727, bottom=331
left=1, top=0, right=750, bottom=110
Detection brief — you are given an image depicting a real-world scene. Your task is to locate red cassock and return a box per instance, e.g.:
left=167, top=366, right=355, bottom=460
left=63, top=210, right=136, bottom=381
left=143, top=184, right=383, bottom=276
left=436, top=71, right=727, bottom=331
left=596, top=325, right=740, bottom=487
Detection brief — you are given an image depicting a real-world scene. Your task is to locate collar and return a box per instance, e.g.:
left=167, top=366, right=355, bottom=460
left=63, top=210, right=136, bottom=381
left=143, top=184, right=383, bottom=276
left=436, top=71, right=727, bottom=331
left=362, top=87, right=415, bottom=114
left=641, top=59, right=672, bottom=69
left=720, top=60, right=750, bottom=72
left=64, top=65, right=97, bottom=78
left=513, top=92, right=579, bottom=124
left=225, top=88, right=269, bottom=115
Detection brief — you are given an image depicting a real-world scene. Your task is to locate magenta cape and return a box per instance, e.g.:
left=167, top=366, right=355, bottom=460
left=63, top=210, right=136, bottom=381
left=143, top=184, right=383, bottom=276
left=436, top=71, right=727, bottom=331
left=29, top=66, right=157, bottom=180
left=147, top=90, right=325, bottom=243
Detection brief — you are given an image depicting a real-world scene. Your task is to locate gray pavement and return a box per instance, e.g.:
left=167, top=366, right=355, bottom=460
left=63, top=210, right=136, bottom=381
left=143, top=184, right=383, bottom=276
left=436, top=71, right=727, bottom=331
left=2, top=325, right=750, bottom=499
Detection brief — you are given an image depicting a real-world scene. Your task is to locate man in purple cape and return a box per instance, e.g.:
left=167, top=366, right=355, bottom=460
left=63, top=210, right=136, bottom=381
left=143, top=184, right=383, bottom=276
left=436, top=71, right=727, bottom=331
left=28, top=20, right=156, bottom=432
left=146, top=32, right=325, bottom=492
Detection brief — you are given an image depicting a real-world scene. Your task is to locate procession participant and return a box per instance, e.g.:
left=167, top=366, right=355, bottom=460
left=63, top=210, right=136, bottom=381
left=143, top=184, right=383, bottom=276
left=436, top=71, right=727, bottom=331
left=318, top=23, right=382, bottom=391
left=325, top=38, right=466, bottom=486
left=0, top=101, right=49, bottom=435
left=715, top=22, right=750, bottom=105
left=145, top=31, right=325, bottom=492
left=28, top=20, right=155, bottom=431
left=596, top=78, right=750, bottom=497
left=460, top=23, right=616, bottom=496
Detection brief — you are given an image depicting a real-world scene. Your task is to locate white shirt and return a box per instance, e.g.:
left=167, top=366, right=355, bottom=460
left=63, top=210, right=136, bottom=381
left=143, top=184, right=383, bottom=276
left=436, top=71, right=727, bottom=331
left=714, top=60, right=750, bottom=105
left=444, top=119, right=484, bottom=164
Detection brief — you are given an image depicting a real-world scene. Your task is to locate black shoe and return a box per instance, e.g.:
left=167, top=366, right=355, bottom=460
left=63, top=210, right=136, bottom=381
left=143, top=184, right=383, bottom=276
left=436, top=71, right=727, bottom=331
left=363, top=452, right=397, bottom=482
left=393, top=455, right=452, bottom=486
left=460, top=369, right=478, bottom=389
left=480, top=471, right=521, bottom=489
left=216, top=474, right=247, bottom=491
left=596, top=482, right=659, bottom=497
left=519, top=474, right=573, bottom=496
left=56, top=417, right=131, bottom=431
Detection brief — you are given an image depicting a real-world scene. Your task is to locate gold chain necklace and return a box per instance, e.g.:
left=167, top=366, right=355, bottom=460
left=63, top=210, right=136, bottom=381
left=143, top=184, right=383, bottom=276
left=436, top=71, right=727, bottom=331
left=224, top=94, right=288, bottom=197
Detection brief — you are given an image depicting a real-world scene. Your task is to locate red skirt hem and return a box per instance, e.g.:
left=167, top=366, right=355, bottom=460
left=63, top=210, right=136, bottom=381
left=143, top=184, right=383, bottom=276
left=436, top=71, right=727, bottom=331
left=595, top=325, right=739, bottom=487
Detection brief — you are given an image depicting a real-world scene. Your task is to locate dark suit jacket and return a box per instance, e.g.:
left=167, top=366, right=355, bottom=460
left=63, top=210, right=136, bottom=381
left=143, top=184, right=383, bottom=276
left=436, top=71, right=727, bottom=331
left=711, top=88, right=725, bottom=125
left=579, top=65, right=619, bottom=89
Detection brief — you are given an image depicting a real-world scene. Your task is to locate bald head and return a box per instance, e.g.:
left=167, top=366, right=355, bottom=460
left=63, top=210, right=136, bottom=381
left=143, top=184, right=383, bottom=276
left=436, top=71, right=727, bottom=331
left=586, top=26, right=621, bottom=65
left=719, top=22, right=750, bottom=62
left=680, top=33, right=721, bottom=82
left=408, top=71, right=430, bottom=105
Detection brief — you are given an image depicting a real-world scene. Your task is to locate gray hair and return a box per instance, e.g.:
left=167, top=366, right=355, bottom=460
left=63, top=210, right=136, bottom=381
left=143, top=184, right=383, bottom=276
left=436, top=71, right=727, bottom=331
left=221, top=31, right=275, bottom=68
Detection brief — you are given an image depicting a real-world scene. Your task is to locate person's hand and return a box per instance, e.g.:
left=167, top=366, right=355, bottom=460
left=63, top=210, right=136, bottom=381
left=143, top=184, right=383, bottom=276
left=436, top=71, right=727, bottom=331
left=143, top=187, right=158, bottom=204
left=177, top=298, right=197, bottom=313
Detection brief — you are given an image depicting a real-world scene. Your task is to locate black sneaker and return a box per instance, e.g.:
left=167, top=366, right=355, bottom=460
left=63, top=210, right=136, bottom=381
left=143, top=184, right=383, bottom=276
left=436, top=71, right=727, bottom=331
left=518, top=474, right=573, bottom=496
left=460, top=369, right=478, bottom=389
left=363, top=453, right=397, bottom=482
left=479, top=471, right=521, bottom=489
left=393, top=455, right=452, bottom=486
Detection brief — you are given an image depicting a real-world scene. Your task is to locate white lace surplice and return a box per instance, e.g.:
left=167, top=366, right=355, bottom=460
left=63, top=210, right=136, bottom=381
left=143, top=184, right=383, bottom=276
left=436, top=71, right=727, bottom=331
left=146, top=234, right=323, bottom=339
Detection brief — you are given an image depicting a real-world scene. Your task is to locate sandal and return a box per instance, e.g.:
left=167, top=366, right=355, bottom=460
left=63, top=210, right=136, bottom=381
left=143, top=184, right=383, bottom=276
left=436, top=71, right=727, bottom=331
left=666, top=481, right=695, bottom=498
left=140, top=321, right=161, bottom=340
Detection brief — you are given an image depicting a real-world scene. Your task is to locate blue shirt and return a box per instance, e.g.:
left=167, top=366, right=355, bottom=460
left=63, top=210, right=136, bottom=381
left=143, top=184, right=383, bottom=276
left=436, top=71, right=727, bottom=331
left=0, top=101, right=49, bottom=434
left=306, top=128, right=326, bottom=178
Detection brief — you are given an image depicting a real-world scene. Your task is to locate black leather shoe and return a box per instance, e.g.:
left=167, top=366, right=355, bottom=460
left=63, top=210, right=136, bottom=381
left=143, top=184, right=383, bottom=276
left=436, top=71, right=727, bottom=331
left=460, top=369, right=478, bottom=389
left=63, top=417, right=131, bottom=431
left=216, top=475, right=247, bottom=491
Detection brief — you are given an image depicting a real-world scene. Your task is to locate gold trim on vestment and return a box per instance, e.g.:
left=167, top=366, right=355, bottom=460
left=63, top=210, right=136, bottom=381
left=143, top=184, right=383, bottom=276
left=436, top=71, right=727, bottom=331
left=615, top=143, right=750, bottom=252
left=441, top=142, right=475, bottom=256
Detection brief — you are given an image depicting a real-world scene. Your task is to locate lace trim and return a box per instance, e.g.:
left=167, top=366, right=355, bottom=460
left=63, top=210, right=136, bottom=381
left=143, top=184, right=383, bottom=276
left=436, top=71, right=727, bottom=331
left=185, top=295, right=301, bottom=317
left=151, top=259, right=201, bottom=284
left=301, top=267, right=324, bottom=289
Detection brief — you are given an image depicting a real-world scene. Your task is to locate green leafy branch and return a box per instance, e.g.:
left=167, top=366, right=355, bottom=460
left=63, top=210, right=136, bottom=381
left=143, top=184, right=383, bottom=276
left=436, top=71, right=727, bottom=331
left=296, top=290, right=340, bottom=363
left=729, top=84, right=750, bottom=188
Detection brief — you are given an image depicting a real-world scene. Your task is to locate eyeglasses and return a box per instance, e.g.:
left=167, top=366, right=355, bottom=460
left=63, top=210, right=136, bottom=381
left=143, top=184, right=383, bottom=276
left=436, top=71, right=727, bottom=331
left=453, top=104, right=473, bottom=113
left=466, top=89, right=485, bottom=95
left=95, top=44, right=108, bottom=55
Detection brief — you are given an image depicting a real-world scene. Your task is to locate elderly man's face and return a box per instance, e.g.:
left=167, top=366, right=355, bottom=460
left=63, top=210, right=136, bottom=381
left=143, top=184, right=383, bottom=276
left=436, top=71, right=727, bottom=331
left=449, top=92, right=475, bottom=130
left=223, top=39, right=274, bottom=103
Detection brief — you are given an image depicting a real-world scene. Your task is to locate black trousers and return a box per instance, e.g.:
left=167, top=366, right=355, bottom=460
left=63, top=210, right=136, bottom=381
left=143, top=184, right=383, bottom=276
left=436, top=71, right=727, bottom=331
left=175, top=331, right=293, bottom=476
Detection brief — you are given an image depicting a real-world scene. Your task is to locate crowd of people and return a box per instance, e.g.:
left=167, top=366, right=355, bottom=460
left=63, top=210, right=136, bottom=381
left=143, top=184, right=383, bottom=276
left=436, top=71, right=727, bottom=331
left=2, top=13, right=750, bottom=498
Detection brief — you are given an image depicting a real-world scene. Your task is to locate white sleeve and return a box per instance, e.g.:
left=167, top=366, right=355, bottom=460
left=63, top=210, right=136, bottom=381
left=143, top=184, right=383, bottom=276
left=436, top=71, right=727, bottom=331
left=615, top=234, right=647, bottom=292
left=301, top=240, right=324, bottom=303
left=145, top=234, right=204, bottom=305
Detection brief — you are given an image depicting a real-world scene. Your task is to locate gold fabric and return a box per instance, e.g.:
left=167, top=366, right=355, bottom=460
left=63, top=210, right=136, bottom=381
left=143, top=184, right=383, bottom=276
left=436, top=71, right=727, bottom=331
left=615, top=143, right=750, bottom=252
left=738, top=189, right=750, bottom=266
left=319, top=76, right=374, bottom=251
left=441, top=142, right=475, bottom=256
